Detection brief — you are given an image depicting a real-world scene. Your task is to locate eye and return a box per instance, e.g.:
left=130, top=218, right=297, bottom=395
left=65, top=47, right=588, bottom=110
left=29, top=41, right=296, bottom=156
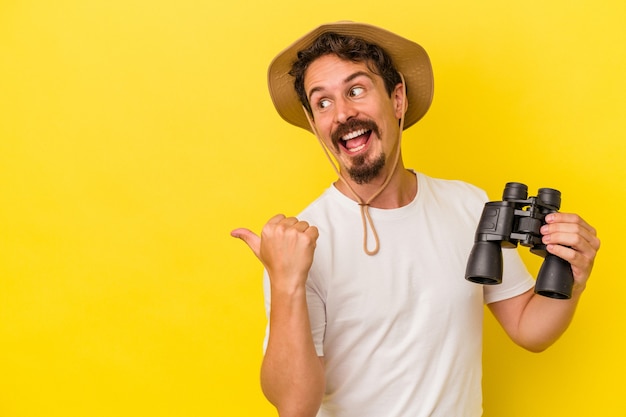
left=317, top=98, right=332, bottom=110
left=349, top=86, right=365, bottom=98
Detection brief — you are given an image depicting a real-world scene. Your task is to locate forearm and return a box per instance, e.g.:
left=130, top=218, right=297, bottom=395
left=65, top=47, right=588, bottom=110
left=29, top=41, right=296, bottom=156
left=511, top=210, right=600, bottom=351
left=490, top=283, right=586, bottom=352
left=261, top=284, right=325, bottom=417
left=516, top=284, right=586, bottom=352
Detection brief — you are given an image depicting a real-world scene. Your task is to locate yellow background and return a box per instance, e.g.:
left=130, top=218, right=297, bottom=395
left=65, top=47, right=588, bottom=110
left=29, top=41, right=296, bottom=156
left=1, top=0, right=624, bottom=416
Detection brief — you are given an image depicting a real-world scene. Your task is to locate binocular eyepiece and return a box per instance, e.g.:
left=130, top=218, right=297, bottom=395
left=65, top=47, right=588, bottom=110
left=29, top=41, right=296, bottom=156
left=465, top=182, right=574, bottom=299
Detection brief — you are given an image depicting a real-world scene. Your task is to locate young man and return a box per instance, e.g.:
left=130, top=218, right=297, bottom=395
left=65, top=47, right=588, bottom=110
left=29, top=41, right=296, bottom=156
left=231, top=22, right=600, bottom=417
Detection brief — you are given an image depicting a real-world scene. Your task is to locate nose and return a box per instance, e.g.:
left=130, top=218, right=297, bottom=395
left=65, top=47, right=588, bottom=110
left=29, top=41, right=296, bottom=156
left=334, top=96, right=358, bottom=125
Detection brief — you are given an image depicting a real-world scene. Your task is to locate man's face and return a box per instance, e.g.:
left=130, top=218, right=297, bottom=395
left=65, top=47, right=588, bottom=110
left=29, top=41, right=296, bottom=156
left=304, top=54, right=404, bottom=185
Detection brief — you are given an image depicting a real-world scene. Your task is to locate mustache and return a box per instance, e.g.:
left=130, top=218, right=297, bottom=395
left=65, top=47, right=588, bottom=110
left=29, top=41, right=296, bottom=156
left=331, top=119, right=380, bottom=149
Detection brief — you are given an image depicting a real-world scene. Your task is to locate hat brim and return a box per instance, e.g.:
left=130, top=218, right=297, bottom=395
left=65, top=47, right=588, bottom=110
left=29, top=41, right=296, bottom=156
left=267, top=21, right=434, bottom=133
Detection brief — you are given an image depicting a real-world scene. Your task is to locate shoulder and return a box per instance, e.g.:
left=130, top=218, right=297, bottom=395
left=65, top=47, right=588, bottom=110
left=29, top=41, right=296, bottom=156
left=298, top=185, right=355, bottom=223
left=416, top=172, right=488, bottom=206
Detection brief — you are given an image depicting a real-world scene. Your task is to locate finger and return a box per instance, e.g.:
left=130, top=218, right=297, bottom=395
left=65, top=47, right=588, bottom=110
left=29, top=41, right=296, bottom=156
left=546, top=212, right=597, bottom=236
left=263, top=216, right=298, bottom=239
left=292, top=220, right=312, bottom=233
left=545, top=232, right=596, bottom=261
left=230, top=227, right=262, bottom=259
left=546, top=243, right=595, bottom=283
left=305, top=225, right=320, bottom=241
left=542, top=225, right=592, bottom=249
left=266, top=214, right=300, bottom=231
left=280, top=217, right=300, bottom=228
left=543, top=223, right=599, bottom=263
left=267, top=213, right=287, bottom=225
left=543, top=229, right=598, bottom=284
left=542, top=215, right=601, bottom=252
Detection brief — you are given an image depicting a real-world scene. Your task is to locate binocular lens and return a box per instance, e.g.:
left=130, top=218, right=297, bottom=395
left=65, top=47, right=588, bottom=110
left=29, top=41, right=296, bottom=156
left=503, top=182, right=528, bottom=200
left=534, top=254, right=573, bottom=299
left=465, top=241, right=503, bottom=285
left=537, top=188, right=561, bottom=210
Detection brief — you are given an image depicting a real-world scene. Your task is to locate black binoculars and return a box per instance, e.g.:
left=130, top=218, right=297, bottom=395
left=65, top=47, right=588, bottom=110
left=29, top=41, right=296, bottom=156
left=465, top=182, right=573, bottom=299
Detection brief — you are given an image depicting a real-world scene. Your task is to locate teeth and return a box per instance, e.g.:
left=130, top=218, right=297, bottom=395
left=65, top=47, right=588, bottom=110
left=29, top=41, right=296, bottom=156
left=342, top=129, right=367, bottom=141
left=347, top=143, right=366, bottom=153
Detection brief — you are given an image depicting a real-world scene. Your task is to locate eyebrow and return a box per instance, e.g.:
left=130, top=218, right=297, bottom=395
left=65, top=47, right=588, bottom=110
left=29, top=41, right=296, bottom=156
left=307, top=71, right=374, bottom=101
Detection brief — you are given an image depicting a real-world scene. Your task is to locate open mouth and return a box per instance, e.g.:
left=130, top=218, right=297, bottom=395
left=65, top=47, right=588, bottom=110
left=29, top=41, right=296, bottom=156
left=339, top=128, right=372, bottom=154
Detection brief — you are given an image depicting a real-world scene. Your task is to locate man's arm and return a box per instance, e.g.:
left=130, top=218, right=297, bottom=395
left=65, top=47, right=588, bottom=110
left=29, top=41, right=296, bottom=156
left=261, top=283, right=325, bottom=417
left=488, top=212, right=600, bottom=352
left=232, top=214, right=325, bottom=416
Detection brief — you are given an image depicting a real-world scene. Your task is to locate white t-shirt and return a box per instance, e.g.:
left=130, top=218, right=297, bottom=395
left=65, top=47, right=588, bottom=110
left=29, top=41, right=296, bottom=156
left=263, top=172, right=535, bottom=417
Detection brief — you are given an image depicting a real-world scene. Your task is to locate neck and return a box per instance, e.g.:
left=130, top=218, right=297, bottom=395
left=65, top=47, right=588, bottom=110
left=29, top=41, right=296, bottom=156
left=335, top=161, right=417, bottom=209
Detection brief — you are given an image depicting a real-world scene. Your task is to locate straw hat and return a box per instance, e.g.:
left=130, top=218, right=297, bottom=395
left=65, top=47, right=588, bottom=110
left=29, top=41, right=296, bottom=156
left=267, top=21, right=434, bottom=133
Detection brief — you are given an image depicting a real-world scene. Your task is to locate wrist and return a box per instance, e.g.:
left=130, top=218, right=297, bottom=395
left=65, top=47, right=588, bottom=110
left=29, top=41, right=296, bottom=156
left=269, top=275, right=308, bottom=299
left=571, top=281, right=587, bottom=299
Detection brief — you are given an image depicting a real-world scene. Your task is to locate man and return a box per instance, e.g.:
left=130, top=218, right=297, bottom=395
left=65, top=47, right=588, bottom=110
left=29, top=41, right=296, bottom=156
left=231, top=22, right=600, bottom=417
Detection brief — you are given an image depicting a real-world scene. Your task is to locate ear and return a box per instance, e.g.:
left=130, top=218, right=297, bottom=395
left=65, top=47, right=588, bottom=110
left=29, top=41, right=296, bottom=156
left=392, top=82, right=408, bottom=119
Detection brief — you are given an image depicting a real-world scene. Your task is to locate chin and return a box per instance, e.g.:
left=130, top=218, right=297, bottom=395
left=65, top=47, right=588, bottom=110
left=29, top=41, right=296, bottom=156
left=347, top=153, right=386, bottom=184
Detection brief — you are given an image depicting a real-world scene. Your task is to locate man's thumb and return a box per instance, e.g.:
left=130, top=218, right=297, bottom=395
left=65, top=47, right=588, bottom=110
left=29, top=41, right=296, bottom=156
left=230, top=228, right=261, bottom=258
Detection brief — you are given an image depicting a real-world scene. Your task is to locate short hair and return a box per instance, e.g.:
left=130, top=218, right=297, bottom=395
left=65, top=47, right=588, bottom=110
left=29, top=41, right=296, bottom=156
left=289, top=32, right=403, bottom=116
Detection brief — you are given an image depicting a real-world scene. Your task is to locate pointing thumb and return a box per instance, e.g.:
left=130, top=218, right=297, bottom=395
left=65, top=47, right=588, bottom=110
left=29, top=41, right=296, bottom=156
left=230, top=227, right=261, bottom=259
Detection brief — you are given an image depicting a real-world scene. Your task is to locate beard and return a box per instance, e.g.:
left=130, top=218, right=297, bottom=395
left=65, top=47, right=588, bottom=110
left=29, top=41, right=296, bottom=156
left=347, top=152, right=386, bottom=184
left=331, top=118, right=385, bottom=184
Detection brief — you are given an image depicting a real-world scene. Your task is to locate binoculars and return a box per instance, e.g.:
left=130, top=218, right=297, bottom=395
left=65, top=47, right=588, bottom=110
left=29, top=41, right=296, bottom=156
left=465, top=182, right=573, bottom=299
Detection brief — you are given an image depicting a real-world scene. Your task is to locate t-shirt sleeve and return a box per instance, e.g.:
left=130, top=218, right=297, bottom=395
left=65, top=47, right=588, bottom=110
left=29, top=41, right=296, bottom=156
left=262, top=270, right=271, bottom=353
left=306, top=280, right=326, bottom=356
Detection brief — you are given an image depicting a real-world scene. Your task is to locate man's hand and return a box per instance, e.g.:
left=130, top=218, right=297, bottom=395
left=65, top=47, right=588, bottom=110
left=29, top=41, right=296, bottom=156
left=540, top=212, right=601, bottom=294
left=231, top=214, right=319, bottom=292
